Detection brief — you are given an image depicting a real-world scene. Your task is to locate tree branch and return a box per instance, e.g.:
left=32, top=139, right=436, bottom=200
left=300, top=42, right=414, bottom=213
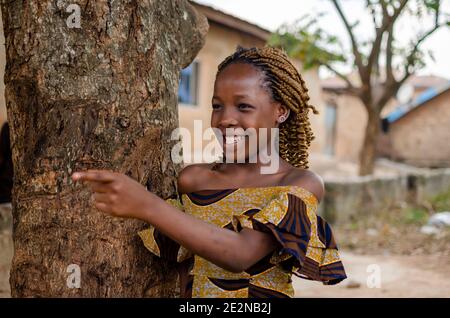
left=399, top=22, right=445, bottom=84
left=377, top=22, right=445, bottom=110
left=375, top=80, right=402, bottom=111
left=323, top=63, right=355, bottom=89
left=385, top=23, right=394, bottom=84
left=367, top=0, right=381, bottom=29
left=330, top=0, right=365, bottom=76
left=380, top=0, right=389, bottom=17
left=366, top=0, right=409, bottom=79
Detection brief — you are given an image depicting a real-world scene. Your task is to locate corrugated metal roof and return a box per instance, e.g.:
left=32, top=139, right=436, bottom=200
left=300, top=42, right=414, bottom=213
left=384, top=81, right=450, bottom=123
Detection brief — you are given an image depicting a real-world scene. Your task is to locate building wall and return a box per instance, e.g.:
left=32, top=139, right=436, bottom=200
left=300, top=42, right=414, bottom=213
left=322, top=92, right=367, bottom=162
left=322, top=90, right=401, bottom=163
left=295, top=64, right=325, bottom=155
left=387, top=90, right=450, bottom=167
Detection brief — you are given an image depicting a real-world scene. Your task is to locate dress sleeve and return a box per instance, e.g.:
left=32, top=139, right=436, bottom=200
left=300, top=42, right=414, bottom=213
left=232, top=191, right=347, bottom=285
left=137, top=194, right=192, bottom=263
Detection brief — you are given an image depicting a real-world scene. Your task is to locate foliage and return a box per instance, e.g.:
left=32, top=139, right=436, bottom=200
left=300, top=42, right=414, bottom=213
left=403, top=207, right=428, bottom=224
left=269, top=0, right=449, bottom=81
left=268, top=14, right=346, bottom=70
left=429, top=189, right=450, bottom=212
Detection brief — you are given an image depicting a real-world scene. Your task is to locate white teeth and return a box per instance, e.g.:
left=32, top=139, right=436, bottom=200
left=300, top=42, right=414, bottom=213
left=224, top=136, right=244, bottom=144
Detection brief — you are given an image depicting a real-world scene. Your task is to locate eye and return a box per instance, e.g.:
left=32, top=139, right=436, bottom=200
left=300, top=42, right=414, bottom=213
left=212, top=104, right=222, bottom=110
left=238, top=103, right=252, bottom=110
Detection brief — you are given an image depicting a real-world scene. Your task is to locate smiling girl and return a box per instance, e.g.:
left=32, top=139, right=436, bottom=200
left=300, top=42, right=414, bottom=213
left=72, top=46, right=346, bottom=298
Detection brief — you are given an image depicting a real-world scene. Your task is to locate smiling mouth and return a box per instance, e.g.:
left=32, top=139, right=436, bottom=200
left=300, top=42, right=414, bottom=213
left=223, top=135, right=246, bottom=145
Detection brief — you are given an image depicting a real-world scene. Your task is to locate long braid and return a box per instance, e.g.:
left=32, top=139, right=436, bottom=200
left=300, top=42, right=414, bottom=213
left=216, top=46, right=319, bottom=169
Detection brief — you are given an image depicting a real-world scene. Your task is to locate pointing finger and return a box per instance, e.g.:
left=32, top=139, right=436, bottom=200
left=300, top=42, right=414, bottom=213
left=72, top=170, right=116, bottom=183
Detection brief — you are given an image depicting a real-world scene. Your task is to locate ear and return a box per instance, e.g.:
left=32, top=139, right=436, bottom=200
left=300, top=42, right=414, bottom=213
left=274, top=103, right=290, bottom=125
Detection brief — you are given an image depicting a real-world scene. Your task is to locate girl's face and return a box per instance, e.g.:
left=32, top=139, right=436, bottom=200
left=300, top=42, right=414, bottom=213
left=211, top=62, right=288, bottom=163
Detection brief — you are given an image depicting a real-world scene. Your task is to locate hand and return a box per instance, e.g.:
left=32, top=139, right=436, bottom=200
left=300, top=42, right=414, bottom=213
left=71, top=169, right=154, bottom=220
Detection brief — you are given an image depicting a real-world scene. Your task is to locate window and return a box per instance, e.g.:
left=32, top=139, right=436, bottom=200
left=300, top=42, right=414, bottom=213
left=178, top=61, right=199, bottom=106
left=324, top=103, right=337, bottom=156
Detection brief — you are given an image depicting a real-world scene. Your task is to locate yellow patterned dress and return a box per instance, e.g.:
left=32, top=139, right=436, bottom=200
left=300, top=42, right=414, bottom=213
left=138, top=186, right=346, bottom=298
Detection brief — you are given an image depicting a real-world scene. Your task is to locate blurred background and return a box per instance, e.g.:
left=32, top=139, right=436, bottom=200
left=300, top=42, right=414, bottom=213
left=1, top=0, right=449, bottom=297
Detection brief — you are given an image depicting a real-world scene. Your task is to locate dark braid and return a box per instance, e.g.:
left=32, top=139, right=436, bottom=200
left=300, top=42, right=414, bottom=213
left=216, top=46, right=319, bottom=169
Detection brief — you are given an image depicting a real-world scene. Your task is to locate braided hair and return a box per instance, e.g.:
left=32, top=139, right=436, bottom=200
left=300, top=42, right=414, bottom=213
left=216, top=46, right=319, bottom=169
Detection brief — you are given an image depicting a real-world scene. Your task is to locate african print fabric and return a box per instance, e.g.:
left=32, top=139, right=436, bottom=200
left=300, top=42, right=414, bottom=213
left=138, top=186, right=347, bottom=298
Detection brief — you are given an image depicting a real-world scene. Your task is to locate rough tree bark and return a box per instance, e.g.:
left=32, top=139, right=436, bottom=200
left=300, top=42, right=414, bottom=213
left=1, top=0, right=207, bottom=297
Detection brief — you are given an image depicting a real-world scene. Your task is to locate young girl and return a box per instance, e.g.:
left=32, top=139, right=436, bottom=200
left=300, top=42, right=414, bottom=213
left=72, top=46, right=347, bottom=298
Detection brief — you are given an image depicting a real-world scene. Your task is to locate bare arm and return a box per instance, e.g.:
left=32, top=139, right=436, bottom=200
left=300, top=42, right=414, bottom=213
left=143, top=195, right=277, bottom=272
left=72, top=170, right=278, bottom=273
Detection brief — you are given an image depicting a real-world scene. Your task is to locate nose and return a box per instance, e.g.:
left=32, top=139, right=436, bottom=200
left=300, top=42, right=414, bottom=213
left=216, top=108, right=239, bottom=130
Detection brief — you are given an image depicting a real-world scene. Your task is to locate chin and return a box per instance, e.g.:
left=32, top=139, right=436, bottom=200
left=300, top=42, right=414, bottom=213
left=223, top=149, right=259, bottom=164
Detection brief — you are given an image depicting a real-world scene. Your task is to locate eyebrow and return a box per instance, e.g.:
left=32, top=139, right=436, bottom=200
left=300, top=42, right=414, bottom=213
left=212, top=94, right=250, bottom=100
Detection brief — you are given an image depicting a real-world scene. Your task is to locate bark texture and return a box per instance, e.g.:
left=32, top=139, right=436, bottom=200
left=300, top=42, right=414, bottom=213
left=1, top=0, right=207, bottom=297
left=358, top=109, right=380, bottom=176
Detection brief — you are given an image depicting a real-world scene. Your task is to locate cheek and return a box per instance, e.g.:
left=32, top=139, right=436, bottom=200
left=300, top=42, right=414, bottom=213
left=245, top=107, right=271, bottom=123
left=251, top=110, right=277, bottom=129
left=210, top=113, right=223, bottom=129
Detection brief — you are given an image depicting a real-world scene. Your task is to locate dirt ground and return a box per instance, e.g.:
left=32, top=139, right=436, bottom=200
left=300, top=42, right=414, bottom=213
left=293, top=251, right=450, bottom=297
left=0, top=229, right=12, bottom=298
left=298, top=191, right=450, bottom=298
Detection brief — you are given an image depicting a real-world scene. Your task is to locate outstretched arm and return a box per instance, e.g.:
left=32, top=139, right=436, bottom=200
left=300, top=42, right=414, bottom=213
left=72, top=170, right=278, bottom=273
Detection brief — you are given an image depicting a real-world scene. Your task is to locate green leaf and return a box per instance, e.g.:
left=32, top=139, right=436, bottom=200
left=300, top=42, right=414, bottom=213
left=268, top=15, right=347, bottom=69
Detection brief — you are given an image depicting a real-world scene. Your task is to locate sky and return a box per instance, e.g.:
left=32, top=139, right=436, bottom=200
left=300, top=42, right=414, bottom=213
left=195, top=0, right=450, bottom=80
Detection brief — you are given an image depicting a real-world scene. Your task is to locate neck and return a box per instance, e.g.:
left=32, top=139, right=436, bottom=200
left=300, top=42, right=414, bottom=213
left=215, top=154, right=288, bottom=175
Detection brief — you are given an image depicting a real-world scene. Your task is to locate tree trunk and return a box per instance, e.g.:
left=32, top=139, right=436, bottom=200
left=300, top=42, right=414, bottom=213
left=1, top=0, right=207, bottom=297
left=358, top=108, right=381, bottom=176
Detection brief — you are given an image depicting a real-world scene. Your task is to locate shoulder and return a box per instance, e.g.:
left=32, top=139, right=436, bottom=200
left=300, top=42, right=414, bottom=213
left=282, top=168, right=325, bottom=203
left=177, top=163, right=216, bottom=194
